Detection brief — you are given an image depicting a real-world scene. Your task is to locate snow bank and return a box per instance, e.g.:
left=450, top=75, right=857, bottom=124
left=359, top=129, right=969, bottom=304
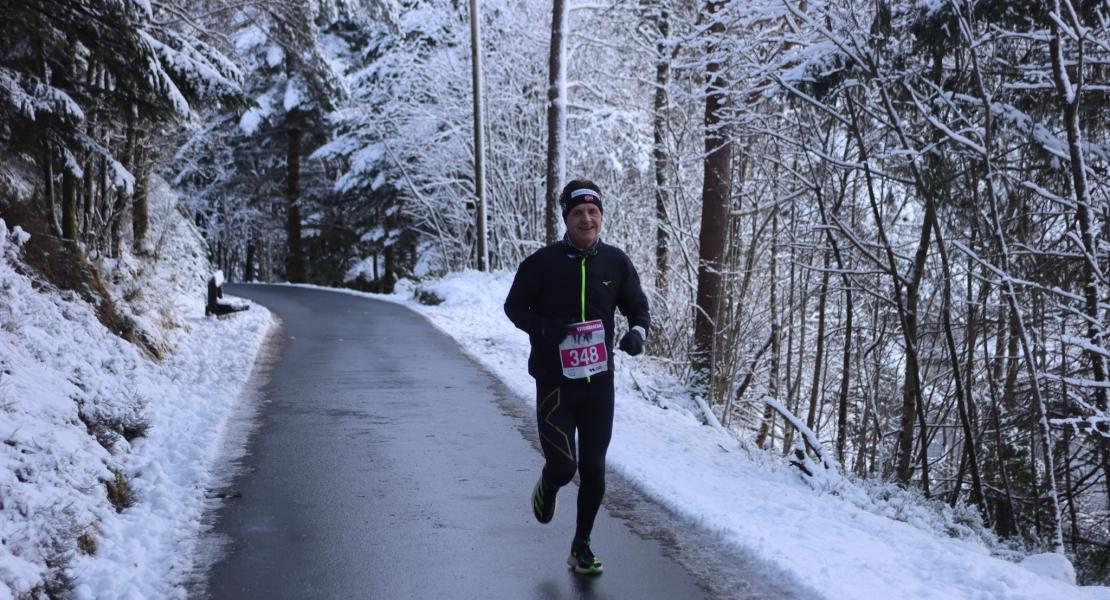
left=0, top=177, right=275, bottom=599
left=1021, top=553, right=1077, bottom=586
left=306, top=270, right=1110, bottom=600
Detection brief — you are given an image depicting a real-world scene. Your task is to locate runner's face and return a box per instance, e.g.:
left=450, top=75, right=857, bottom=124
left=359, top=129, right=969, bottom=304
left=566, top=203, right=602, bottom=249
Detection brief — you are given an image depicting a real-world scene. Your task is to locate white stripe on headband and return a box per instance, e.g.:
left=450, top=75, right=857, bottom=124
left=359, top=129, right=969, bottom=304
left=570, top=189, right=600, bottom=199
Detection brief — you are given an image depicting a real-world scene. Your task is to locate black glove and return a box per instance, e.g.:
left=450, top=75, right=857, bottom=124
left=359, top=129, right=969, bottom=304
left=619, top=328, right=644, bottom=356
left=538, top=318, right=573, bottom=346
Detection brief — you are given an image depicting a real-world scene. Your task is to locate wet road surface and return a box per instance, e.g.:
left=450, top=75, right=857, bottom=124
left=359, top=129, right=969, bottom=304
left=199, top=284, right=721, bottom=599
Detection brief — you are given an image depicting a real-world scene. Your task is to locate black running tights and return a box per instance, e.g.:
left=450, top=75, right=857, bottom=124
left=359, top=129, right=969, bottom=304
left=535, top=376, right=614, bottom=542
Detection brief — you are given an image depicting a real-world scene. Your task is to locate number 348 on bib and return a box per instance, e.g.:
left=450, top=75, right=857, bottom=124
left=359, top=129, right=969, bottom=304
left=558, top=320, right=608, bottom=379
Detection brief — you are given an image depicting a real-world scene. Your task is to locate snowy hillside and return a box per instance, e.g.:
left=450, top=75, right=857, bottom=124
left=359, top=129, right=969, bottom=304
left=311, top=272, right=1110, bottom=600
left=0, top=178, right=275, bottom=599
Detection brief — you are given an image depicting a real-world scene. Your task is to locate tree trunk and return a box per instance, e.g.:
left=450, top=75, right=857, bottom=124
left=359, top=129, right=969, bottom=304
left=110, top=105, right=137, bottom=259
left=985, top=331, right=1016, bottom=537
left=245, top=236, right=256, bottom=282
left=756, top=211, right=781, bottom=448
left=813, top=176, right=856, bottom=463
left=81, top=64, right=96, bottom=245
left=691, top=0, right=732, bottom=389
left=652, top=3, right=671, bottom=292
left=132, top=145, right=149, bottom=254
left=286, top=125, right=305, bottom=283
left=42, top=141, right=61, bottom=237
left=543, top=0, right=568, bottom=244
left=805, top=251, right=830, bottom=433
left=132, top=174, right=149, bottom=254
left=932, top=215, right=986, bottom=515
left=81, top=155, right=93, bottom=243
left=62, top=168, right=78, bottom=243
left=1061, top=348, right=1080, bottom=549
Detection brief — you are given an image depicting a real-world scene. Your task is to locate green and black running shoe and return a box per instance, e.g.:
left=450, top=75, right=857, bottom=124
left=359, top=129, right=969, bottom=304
left=531, top=477, right=557, bottom=524
left=567, top=539, right=603, bottom=575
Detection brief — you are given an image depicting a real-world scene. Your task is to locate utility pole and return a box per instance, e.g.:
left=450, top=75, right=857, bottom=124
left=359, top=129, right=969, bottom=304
left=470, top=0, right=488, bottom=270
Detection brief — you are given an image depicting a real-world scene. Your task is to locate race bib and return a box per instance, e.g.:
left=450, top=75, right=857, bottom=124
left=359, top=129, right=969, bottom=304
left=559, top=319, right=608, bottom=379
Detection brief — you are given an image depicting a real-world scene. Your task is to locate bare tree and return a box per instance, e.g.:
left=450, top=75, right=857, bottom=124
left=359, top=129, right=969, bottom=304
left=691, top=0, right=732, bottom=390
left=543, top=0, right=568, bottom=243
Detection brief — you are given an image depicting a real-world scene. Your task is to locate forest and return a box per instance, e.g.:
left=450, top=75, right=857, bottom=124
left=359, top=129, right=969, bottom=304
left=1, top=0, right=1108, bottom=584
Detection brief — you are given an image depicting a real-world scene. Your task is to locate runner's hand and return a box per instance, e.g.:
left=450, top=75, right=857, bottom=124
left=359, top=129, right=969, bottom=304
left=618, top=328, right=644, bottom=356
left=538, top=318, right=573, bottom=346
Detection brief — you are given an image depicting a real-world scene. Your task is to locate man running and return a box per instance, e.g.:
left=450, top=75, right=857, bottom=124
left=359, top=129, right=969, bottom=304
left=504, top=179, right=650, bottom=575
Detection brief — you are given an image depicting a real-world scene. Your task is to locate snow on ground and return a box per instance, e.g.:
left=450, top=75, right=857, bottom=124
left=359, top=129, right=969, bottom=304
left=0, top=177, right=275, bottom=599
left=308, top=270, right=1110, bottom=600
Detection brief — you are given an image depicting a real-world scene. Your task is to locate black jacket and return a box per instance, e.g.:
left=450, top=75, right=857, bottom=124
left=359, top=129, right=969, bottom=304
left=504, top=239, right=650, bottom=384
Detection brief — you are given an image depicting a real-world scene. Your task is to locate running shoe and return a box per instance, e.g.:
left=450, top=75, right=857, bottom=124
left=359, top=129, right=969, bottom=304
left=567, top=539, right=603, bottom=574
left=531, top=477, right=557, bottom=524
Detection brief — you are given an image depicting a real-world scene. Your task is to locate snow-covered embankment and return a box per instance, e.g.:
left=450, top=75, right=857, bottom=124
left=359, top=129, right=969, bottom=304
left=0, top=177, right=275, bottom=599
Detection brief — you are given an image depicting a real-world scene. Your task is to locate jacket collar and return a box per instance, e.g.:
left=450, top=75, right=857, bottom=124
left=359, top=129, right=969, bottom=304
left=561, top=235, right=601, bottom=258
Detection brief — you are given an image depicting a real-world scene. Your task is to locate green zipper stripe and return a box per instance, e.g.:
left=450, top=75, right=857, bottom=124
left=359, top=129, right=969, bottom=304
left=580, top=256, right=590, bottom=383
left=580, top=256, right=586, bottom=321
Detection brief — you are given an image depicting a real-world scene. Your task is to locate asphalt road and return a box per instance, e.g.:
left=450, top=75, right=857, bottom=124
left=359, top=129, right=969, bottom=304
left=198, top=284, right=720, bottom=600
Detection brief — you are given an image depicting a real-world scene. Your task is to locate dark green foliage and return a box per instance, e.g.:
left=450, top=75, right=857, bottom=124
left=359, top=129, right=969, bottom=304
left=105, top=467, right=135, bottom=512
left=0, top=0, right=243, bottom=173
left=0, top=0, right=246, bottom=267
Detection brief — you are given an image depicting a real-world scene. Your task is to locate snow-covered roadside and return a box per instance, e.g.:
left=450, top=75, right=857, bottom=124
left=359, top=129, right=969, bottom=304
left=303, top=272, right=1110, bottom=600
left=66, top=299, right=274, bottom=600
left=0, top=178, right=275, bottom=599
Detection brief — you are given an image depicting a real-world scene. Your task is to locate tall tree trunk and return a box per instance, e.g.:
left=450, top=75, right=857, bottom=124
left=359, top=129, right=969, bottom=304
left=652, top=2, right=671, bottom=292
left=62, top=168, right=78, bottom=243
left=245, top=236, right=256, bottom=282
left=543, top=0, right=568, bottom=244
left=815, top=164, right=855, bottom=464
left=112, top=105, right=137, bottom=259
left=132, top=145, right=149, bottom=254
left=932, top=216, right=986, bottom=515
left=782, top=225, right=804, bottom=454
left=1061, top=347, right=1080, bottom=550
left=132, top=174, right=149, bottom=254
left=286, top=125, right=305, bottom=283
left=81, top=155, right=94, bottom=245
left=42, top=141, right=61, bottom=237
left=756, top=211, right=781, bottom=448
left=692, top=0, right=732, bottom=390
left=805, top=250, right=830, bottom=433
left=985, top=331, right=1016, bottom=537
left=80, top=62, right=97, bottom=247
